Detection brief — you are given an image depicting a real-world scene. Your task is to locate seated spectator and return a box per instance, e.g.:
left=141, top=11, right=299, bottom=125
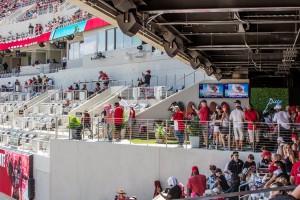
left=160, top=176, right=182, bottom=199
left=214, top=168, right=230, bottom=192
left=98, top=71, right=109, bottom=86
left=153, top=180, right=162, bottom=198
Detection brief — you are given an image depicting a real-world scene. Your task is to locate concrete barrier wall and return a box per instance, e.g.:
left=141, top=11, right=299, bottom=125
left=50, top=140, right=260, bottom=200
left=34, top=155, right=50, bottom=200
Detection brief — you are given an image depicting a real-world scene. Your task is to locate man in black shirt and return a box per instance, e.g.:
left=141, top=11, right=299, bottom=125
left=243, top=154, right=256, bottom=171
left=227, top=152, right=244, bottom=193
left=142, top=70, right=151, bottom=86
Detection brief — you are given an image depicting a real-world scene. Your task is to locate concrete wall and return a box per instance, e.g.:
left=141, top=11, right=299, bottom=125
left=33, top=155, right=50, bottom=200
left=137, top=79, right=250, bottom=120
left=50, top=140, right=260, bottom=200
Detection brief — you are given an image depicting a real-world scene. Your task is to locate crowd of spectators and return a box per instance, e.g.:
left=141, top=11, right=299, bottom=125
left=0, top=0, right=35, bottom=19
left=0, top=8, right=92, bottom=42
left=20, top=0, right=63, bottom=22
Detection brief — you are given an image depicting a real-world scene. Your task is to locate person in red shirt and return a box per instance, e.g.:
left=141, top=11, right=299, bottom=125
left=187, top=166, right=206, bottom=197
left=172, top=106, right=185, bottom=147
left=245, top=104, right=260, bottom=148
left=290, top=160, right=300, bottom=185
left=98, top=71, right=109, bottom=86
left=113, top=102, right=123, bottom=141
left=199, top=100, right=209, bottom=147
left=296, top=106, right=300, bottom=130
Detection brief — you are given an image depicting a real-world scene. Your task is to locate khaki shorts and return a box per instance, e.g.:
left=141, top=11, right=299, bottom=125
left=248, top=129, right=259, bottom=143
left=233, top=127, right=244, bottom=140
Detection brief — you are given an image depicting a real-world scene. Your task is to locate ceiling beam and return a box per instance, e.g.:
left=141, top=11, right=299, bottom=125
left=141, top=0, right=300, bottom=14
left=157, top=20, right=300, bottom=25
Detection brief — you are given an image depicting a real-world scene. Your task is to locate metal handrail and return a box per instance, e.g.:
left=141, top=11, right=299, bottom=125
left=183, top=185, right=297, bottom=200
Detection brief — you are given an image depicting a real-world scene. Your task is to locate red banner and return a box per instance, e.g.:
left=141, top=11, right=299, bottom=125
left=84, top=18, right=109, bottom=31
left=0, top=32, right=51, bottom=51
left=0, top=148, right=33, bottom=200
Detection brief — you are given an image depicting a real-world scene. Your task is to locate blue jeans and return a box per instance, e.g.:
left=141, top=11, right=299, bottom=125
left=106, top=123, right=112, bottom=140
left=174, top=130, right=184, bottom=145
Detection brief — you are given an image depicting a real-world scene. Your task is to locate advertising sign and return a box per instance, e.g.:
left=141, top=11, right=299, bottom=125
left=50, top=21, right=87, bottom=40
left=224, top=83, right=249, bottom=98
left=199, top=84, right=224, bottom=98
left=0, top=32, right=51, bottom=50
left=0, top=148, right=33, bottom=200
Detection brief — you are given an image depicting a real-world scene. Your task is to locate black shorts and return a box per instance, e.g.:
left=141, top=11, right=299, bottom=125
left=115, top=124, right=122, bottom=132
left=221, top=126, right=229, bottom=134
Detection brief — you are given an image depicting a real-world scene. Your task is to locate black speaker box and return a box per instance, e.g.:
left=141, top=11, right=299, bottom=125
left=28, top=178, right=35, bottom=199
left=162, top=29, right=176, bottom=43
left=189, top=57, right=201, bottom=70
left=163, top=41, right=180, bottom=57
left=205, top=66, right=214, bottom=76
left=116, top=12, right=142, bottom=37
left=189, top=50, right=201, bottom=59
left=112, top=0, right=136, bottom=12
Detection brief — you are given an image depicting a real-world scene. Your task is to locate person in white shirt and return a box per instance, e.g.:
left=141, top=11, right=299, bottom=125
left=229, top=100, right=245, bottom=151
left=273, top=104, right=290, bottom=141
left=62, top=55, right=67, bottom=69
left=118, top=96, right=128, bottom=108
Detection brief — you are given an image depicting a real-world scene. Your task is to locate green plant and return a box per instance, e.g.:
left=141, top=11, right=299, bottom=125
left=155, top=122, right=166, bottom=139
left=250, top=88, right=289, bottom=113
left=121, top=111, right=128, bottom=129
left=187, top=116, right=201, bottom=136
left=68, top=115, right=81, bottom=129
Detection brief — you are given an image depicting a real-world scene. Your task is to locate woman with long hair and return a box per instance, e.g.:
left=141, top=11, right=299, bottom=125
left=220, top=104, right=230, bottom=150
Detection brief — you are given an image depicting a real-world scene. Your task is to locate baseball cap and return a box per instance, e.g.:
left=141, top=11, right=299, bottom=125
left=192, top=166, right=199, bottom=172
left=200, top=100, right=207, bottom=103
left=222, top=104, right=229, bottom=109
left=291, top=133, right=298, bottom=139
left=248, top=154, right=255, bottom=160
left=262, top=151, right=271, bottom=157
left=233, top=100, right=241, bottom=104
left=209, top=165, right=216, bottom=170
left=146, top=70, right=151, bottom=73
left=274, top=104, right=282, bottom=110
left=215, top=168, right=222, bottom=173
left=277, top=136, right=285, bottom=143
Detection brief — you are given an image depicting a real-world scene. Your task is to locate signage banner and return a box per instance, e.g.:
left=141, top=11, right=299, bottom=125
left=0, top=148, right=33, bottom=200
left=50, top=21, right=87, bottom=40
left=224, top=83, right=249, bottom=98
left=199, top=83, right=224, bottom=98
left=0, top=32, right=51, bottom=50
left=50, top=18, right=109, bottom=40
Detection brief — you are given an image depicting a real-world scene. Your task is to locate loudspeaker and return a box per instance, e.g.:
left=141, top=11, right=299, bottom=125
left=189, top=50, right=201, bottom=59
left=189, top=57, right=201, bottom=70
left=66, top=34, right=74, bottom=41
left=116, top=12, right=142, bottom=37
left=161, top=28, right=176, bottom=43
left=28, top=178, right=35, bottom=199
left=205, top=66, right=214, bottom=76
left=215, top=73, right=222, bottom=81
left=163, top=41, right=180, bottom=57
left=112, top=0, right=136, bottom=12
left=39, top=43, right=45, bottom=48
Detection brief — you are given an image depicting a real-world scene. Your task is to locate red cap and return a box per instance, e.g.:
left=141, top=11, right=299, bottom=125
left=291, top=106, right=296, bottom=111
left=146, top=70, right=151, bottom=73
left=262, top=151, right=271, bottom=157
left=192, top=166, right=199, bottom=172
left=222, top=104, right=229, bottom=109
left=291, top=133, right=298, bottom=139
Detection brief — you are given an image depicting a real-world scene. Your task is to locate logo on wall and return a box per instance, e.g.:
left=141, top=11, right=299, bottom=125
left=263, top=98, right=283, bottom=114
left=0, top=148, right=33, bottom=200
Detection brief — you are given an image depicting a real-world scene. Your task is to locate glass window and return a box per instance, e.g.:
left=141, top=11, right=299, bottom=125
left=69, top=42, right=80, bottom=60
left=81, top=35, right=97, bottom=55
left=123, top=34, right=132, bottom=48
left=132, top=36, right=142, bottom=46
left=98, top=31, right=106, bottom=51
left=106, top=28, right=115, bottom=51
left=79, top=41, right=85, bottom=58
left=115, top=28, right=123, bottom=49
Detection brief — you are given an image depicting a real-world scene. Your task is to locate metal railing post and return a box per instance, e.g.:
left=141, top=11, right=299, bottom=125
left=147, top=120, right=149, bottom=147
left=183, top=74, right=186, bottom=87
left=165, top=120, right=168, bottom=148
left=228, top=122, right=231, bottom=151
left=97, top=117, right=100, bottom=142
left=165, top=75, right=167, bottom=87
left=55, top=116, right=58, bottom=139
left=129, top=119, right=132, bottom=145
